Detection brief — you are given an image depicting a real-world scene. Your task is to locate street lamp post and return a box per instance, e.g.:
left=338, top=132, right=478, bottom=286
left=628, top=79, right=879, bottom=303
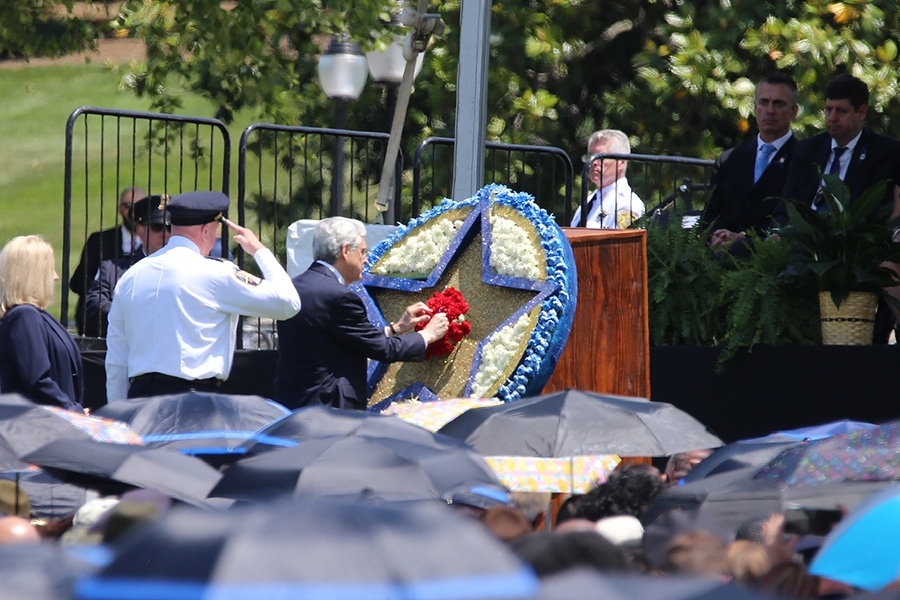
left=317, top=35, right=367, bottom=217
left=366, top=21, right=425, bottom=128
left=365, top=21, right=424, bottom=224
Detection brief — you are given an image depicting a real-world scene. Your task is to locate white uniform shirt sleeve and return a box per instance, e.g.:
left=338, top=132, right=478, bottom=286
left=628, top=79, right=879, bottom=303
left=105, top=283, right=130, bottom=401
left=208, top=248, right=301, bottom=320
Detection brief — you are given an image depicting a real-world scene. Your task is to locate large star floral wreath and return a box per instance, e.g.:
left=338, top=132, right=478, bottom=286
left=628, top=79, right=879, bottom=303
left=353, top=184, right=577, bottom=409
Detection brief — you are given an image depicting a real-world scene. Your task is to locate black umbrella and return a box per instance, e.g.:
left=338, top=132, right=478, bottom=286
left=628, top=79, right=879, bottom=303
left=210, top=434, right=509, bottom=505
left=642, top=465, right=895, bottom=536
left=537, top=567, right=770, bottom=600
left=685, top=419, right=878, bottom=482
left=95, top=392, right=289, bottom=459
left=76, top=498, right=538, bottom=600
left=239, top=404, right=475, bottom=454
left=0, top=393, right=141, bottom=463
left=22, top=438, right=227, bottom=508
left=0, top=469, right=88, bottom=520
left=682, top=440, right=798, bottom=482
left=0, top=542, right=97, bottom=600
left=437, top=389, right=723, bottom=458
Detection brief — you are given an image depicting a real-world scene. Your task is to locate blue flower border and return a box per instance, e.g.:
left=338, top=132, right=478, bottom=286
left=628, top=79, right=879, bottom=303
left=357, top=184, right=577, bottom=405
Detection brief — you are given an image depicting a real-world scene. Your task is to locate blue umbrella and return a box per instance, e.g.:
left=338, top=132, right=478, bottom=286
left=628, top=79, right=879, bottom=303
left=685, top=420, right=879, bottom=482
left=740, top=420, right=877, bottom=443
left=810, top=485, right=900, bottom=591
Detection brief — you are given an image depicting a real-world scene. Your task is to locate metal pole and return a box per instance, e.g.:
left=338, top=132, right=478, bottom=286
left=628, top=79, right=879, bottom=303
left=332, top=99, right=346, bottom=217
left=452, top=0, right=491, bottom=201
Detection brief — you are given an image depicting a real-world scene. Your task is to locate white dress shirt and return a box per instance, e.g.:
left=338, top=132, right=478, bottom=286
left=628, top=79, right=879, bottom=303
left=105, top=236, right=301, bottom=401
left=570, top=178, right=645, bottom=229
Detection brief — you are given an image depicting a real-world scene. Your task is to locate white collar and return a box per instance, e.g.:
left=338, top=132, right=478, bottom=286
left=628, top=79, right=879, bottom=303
left=758, top=130, right=792, bottom=152
left=831, top=129, right=863, bottom=152
left=316, top=260, right=345, bottom=285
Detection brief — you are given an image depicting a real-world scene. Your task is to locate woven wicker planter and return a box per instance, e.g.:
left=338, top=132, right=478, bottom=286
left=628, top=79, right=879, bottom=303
left=818, top=291, right=878, bottom=345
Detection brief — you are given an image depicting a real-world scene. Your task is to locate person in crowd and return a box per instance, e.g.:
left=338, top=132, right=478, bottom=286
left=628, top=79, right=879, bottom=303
left=662, top=448, right=713, bottom=486
left=0, top=235, right=83, bottom=411
left=511, top=530, right=630, bottom=577
left=701, top=72, right=799, bottom=255
left=273, top=217, right=448, bottom=411
left=105, top=191, right=302, bottom=400
left=726, top=539, right=770, bottom=586
left=83, top=195, right=170, bottom=337
left=0, top=516, right=41, bottom=545
left=478, top=505, right=534, bottom=543
left=570, top=129, right=645, bottom=229
left=665, top=531, right=729, bottom=578
left=70, top=186, right=146, bottom=335
left=553, top=494, right=585, bottom=528
left=578, top=464, right=666, bottom=521
left=594, top=514, right=645, bottom=550
left=511, top=491, right=551, bottom=532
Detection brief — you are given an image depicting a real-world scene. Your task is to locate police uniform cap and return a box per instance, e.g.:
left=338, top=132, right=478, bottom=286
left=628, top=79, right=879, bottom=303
left=132, top=195, right=171, bottom=226
left=164, top=191, right=229, bottom=226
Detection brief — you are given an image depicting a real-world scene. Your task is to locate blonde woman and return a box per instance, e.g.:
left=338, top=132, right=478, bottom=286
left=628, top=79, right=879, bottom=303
left=0, top=236, right=83, bottom=410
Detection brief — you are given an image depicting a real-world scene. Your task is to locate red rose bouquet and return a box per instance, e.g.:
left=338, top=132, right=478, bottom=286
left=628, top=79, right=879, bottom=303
left=417, top=286, right=472, bottom=359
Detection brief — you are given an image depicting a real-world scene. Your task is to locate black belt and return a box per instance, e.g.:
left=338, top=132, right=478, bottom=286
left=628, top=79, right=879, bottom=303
left=130, top=372, right=225, bottom=388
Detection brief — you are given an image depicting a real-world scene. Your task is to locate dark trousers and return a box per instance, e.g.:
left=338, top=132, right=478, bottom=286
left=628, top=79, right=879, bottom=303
left=127, top=373, right=224, bottom=398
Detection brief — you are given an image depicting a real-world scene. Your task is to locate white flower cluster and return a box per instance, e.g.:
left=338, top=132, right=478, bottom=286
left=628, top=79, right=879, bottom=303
left=490, top=214, right=542, bottom=280
left=372, top=218, right=464, bottom=275
left=470, top=313, right=532, bottom=398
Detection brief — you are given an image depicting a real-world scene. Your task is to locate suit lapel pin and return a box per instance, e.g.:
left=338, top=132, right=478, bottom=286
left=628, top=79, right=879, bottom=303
left=859, top=148, right=867, bottom=161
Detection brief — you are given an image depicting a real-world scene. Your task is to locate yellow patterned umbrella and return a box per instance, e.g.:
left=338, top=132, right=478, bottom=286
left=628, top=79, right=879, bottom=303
left=381, top=398, right=503, bottom=432
left=484, top=455, right=621, bottom=493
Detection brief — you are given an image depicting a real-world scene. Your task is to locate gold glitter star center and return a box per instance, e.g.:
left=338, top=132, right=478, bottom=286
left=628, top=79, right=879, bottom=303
left=367, top=231, right=539, bottom=406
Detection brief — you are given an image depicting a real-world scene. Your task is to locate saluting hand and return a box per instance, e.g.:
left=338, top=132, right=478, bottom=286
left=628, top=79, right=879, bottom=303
left=222, top=218, right=265, bottom=257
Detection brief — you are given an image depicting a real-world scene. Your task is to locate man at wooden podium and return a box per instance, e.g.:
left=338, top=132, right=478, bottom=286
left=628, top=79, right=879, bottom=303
left=570, top=129, right=645, bottom=229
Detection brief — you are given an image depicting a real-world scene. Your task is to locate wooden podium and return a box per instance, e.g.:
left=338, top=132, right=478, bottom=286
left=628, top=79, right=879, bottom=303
left=542, top=228, right=650, bottom=398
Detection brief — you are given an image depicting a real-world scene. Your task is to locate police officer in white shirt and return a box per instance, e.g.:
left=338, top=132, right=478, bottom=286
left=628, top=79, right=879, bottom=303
left=105, top=191, right=302, bottom=400
left=570, top=129, right=645, bottom=229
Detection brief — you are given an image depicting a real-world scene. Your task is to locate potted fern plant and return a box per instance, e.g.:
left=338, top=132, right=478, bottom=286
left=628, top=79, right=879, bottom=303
left=778, top=174, right=900, bottom=344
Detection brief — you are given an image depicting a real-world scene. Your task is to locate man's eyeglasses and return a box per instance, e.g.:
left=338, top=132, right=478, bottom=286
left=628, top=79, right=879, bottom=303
left=149, top=223, right=171, bottom=233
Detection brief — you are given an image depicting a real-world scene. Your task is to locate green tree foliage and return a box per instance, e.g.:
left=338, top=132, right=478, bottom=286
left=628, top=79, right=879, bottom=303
left=0, top=0, right=97, bottom=59
left=607, top=0, right=900, bottom=158
left=115, top=1, right=900, bottom=162
left=113, top=0, right=661, bottom=156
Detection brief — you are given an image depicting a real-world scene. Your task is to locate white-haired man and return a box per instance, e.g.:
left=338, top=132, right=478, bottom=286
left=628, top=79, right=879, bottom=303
left=274, top=217, right=449, bottom=411
left=571, top=129, right=645, bottom=229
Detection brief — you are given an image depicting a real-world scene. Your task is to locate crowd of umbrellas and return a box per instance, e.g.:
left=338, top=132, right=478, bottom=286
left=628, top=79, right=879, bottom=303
left=1, top=389, right=900, bottom=598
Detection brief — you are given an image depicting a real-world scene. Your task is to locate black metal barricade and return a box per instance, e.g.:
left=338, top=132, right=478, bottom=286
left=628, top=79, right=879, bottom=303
left=411, top=137, right=576, bottom=224
left=62, top=107, right=231, bottom=331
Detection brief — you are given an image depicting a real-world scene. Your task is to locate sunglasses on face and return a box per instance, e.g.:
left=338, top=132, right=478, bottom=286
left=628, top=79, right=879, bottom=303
left=149, top=223, right=171, bottom=233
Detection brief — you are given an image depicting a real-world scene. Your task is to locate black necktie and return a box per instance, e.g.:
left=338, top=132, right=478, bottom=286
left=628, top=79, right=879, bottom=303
left=815, top=147, right=848, bottom=212
left=579, top=192, right=597, bottom=227
left=828, top=146, right=847, bottom=176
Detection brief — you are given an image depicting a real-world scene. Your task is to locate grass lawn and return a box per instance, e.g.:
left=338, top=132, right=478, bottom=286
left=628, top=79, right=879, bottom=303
left=0, top=62, right=259, bottom=321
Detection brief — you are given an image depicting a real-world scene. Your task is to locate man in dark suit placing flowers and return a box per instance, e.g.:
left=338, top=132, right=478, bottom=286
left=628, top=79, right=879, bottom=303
left=273, top=217, right=449, bottom=411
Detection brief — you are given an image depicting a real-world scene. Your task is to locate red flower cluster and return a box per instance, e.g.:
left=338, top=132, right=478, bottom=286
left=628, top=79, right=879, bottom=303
left=416, top=286, right=472, bottom=359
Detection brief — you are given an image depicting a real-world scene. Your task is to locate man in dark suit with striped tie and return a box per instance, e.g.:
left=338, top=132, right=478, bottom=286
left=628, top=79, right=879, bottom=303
left=776, top=73, right=900, bottom=342
left=701, top=72, right=799, bottom=256
left=778, top=74, right=900, bottom=217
